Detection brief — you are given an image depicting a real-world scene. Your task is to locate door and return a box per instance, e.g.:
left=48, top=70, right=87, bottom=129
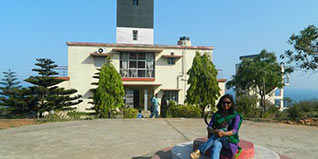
left=133, top=90, right=140, bottom=108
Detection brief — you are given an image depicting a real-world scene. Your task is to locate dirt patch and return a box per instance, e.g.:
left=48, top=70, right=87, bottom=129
left=0, top=119, right=37, bottom=129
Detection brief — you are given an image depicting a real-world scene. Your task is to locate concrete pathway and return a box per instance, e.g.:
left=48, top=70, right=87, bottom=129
left=0, top=118, right=317, bottom=159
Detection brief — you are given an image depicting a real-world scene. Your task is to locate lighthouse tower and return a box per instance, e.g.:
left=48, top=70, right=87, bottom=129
left=116, top=0, right=154, bottom=44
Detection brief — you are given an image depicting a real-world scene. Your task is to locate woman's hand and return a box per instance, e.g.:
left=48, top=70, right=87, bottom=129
left=217, top=131, right=227, bottom=137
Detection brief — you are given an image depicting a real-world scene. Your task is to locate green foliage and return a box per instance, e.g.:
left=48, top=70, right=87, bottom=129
left=227, top=50, right=285, bottom=117
left=167, top=103, right=202, bottom=118
left=236, top=95, right=260, bottom=118
left=67, top=111, right=89, bottom=119
left=287, top=100, right=318, bottom=120
left=0, top=69, right=21, bottom=113
left=1, top=88, right=38, bottom=118
left=0, top=70, right=37, bottom=118
left=24, top=58, right=82, bottom=118
left=122, top=107, right=138, bottom=118
left=287, top=104, right=304, bottom=120
left=93, top=57, right=125, bottom=118
left=186, top=52, right=220, bottom=117
left=39, top=113, right=66, bottom=123
left=283, top=97, right=294, bottom=108
left=281, top=25, right=318, bottom=72
left=264, top=105, right=281, bottom=119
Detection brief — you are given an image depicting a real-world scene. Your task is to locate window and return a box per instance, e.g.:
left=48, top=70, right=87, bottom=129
left=120, top=52, right=155, bottom=78
left=168, top=58, right=175, bottom=65
left=133, top=30, right=138, bottom=40
left=164, top=91, right=179, bottom=103
left=133, top=0, right=139, bottom=6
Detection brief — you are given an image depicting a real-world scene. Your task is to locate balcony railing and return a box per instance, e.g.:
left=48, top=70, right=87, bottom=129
left=54, top=66, right=68, bottom=77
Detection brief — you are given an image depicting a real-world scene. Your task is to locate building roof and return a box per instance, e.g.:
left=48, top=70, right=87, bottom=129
left=239, top=54, right=259, bottom=60
left=66, top=42, right=214, bottom=50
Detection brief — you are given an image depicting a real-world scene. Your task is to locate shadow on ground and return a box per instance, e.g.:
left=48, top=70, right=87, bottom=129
left=132, top=147, right=172, bottom=159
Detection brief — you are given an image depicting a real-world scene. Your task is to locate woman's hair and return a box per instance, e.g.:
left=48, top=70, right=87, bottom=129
left=216, top=94, right=236, bottom=114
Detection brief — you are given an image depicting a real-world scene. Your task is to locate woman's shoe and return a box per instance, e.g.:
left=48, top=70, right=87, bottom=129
left=190, top=149, right=200, bottom=159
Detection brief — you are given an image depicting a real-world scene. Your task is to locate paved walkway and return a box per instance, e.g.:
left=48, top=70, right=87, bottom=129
left=0, top=118, right=317, bottom=159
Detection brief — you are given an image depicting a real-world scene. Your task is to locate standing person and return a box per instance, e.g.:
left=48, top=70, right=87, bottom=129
left=160, top=95, right=168, bottom=118
left=149, top=94, right=159, bottom=118
left=190, top=94, right=243, bottom=159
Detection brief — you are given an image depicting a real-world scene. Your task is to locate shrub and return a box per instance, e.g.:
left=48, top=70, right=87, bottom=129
left=264, top=105, right=281, bottom=119
left=40, top=113, right=65, bottom=123
left=123, top=107, right=138, bottom=118
left=287, top=104, right=304, bottom=120
left=167, top=104, right=201, bottom=118
left=67, top=111, right=89, bottom=119
left=286, top=99, right=318, bottom=120
left=236, top=95, right=260, bottom=118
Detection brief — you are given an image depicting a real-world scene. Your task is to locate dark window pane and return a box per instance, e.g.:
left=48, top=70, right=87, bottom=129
left=130, top=53, right=137, bottom=59
left=133, top=0, right=138, bottom=6
left=138, top=61, right=145, bottom=68
left=138, top=52, right=146, bottom=59
left=129, top=61, right=137, bottom=68
left=138, top=70, right=145, bottom=77
left=168, top=58, right=175, bottom=65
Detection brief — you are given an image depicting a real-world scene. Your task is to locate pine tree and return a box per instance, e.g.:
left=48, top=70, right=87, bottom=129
left=186, top=52, right=220, bottom=117
left=93, top=57, right=125, bottom=118
left=25, top=58, right=82, bottom=118
left=0, top=69, right=22, bottom=117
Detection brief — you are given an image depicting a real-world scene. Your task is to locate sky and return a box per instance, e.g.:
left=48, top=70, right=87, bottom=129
left=1, top=0, right=318, bottom=99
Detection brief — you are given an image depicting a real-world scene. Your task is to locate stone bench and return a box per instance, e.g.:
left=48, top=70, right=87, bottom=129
left=193, top=137, right=254, bottom=159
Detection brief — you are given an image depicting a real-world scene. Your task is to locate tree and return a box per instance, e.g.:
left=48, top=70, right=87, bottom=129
left=25, top=58, right=82, bottom=118
left=281, top=25, right=318, bottom=72
left=185, top=52, right=220, bottom=117
left=93, top=57, right=125, bottom=118
left=227, top=50, right=284, bottom=117
left=0, top=69, right=21, bottom=117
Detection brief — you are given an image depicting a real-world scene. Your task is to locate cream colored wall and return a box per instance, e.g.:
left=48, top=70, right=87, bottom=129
left=67, top=46, right=120, bottom=111
left=66, top=45, right=224, bottom=112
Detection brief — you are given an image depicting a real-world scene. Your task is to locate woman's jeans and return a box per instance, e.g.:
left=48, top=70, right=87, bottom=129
left=199, top=135, right=224, bottom=159
left=149, top=109, right=158, bottom=118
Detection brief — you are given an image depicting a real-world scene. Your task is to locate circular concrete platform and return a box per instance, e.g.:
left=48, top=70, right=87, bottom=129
left=171, top=141, right=280, bottom=159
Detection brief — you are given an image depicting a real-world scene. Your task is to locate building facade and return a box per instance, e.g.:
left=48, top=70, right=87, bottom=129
left=58, top=0, right=226, bottom=112
left=60, top=38, right=226, bottom=112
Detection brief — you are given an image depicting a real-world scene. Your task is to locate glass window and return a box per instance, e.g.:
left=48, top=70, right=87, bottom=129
left=129, top=61, right=137, bottom=68
left=138, top=61, right=145, bottom=68
left=129, top=52, right=137, bottom=59
left=120, top=52, right=155, bottom=78
left=133, top=0, right=138, bottom=6
left=138, top=52, right=145, bottom=59
left=138, top=70, right=146, bottom=77
left=164, top=91, right=179, bottom=103
left=133, top=30, right=138, bottom=40
left=168, top=58, right=175, bottom=65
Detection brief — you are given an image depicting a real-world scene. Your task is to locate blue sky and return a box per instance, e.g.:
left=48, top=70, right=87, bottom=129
left=1, top=0, right=318, bottom=93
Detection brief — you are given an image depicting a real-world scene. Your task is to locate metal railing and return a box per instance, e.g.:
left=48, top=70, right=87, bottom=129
left=54, top=66, right=68, bottom=77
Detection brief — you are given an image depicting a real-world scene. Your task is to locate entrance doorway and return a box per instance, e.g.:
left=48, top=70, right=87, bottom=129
left=125, top=87, right=151, bottom=111
left=133, top=90, right=139, bottom=108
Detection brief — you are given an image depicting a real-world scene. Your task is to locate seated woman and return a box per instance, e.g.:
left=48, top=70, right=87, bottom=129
left=190, top=94, right=243, bottom=159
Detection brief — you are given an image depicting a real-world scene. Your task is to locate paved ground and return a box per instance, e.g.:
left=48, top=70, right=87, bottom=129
left=0, top=118, right=317, bottom=159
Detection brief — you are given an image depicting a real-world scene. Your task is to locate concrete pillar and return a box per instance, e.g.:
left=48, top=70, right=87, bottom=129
left=144, top=89, right=148, bottom=111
